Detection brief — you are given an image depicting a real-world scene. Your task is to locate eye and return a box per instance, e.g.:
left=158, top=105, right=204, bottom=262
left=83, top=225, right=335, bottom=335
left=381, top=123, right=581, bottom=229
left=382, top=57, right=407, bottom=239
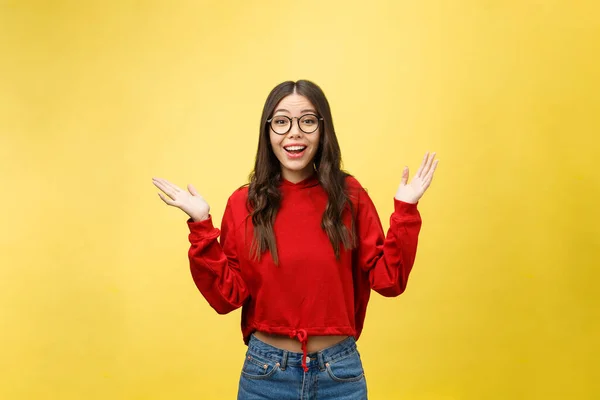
left=301, top=115, right=318, bottom=124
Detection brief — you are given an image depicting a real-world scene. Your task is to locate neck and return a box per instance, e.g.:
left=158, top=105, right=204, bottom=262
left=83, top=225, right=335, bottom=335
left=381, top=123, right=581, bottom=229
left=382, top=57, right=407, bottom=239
left=281, top=167, right=315, bottom=183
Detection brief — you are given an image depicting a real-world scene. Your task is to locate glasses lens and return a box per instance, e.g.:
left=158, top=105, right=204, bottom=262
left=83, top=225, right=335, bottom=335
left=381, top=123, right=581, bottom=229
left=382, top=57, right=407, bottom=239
left=270, top=116, right=290, bottom=134
left=299, top=114, right=320, bottom=133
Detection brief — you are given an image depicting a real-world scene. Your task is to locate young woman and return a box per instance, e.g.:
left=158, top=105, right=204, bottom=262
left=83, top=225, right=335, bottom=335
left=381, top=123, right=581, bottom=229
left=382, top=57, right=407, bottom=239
left=152, top=80, right=438, bottom=399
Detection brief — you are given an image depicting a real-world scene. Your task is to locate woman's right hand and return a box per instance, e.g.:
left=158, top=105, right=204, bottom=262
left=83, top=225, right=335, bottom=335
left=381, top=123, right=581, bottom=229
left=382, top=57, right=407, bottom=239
left=152, top=177, right=210, bottom=222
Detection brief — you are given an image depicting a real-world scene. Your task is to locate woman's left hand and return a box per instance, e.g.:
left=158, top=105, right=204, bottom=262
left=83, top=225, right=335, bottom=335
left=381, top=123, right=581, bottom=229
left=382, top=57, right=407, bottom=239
left=395, top=152, right=439, bottom=204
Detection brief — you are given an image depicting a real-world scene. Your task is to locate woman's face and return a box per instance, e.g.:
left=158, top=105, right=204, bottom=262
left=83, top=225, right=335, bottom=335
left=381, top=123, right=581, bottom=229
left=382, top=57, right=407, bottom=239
left=269, top=93, right=321, bottom=183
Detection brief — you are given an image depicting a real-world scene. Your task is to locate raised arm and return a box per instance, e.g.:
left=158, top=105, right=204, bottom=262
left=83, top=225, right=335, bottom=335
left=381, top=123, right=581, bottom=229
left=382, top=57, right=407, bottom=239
left=355, top=151, right=438, bottom=296
left=187, top=198, right=250, bottom=314
left=152, top=176, right=249, bottom=314
left=356, top=190, right=422, bottom=297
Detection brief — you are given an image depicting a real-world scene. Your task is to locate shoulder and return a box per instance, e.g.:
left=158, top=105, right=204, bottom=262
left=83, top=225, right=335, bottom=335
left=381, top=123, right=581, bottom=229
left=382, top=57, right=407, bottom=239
left=344, top=174, right=369, bottom=198
left=343, top=174, right=385, bottom=220
left=344, top=175, right=364, bottom=191
left=344, top=174, right=374, bottom=211
left=221, top=185, right=250, bottom=226
left=227, top=184, right=249, bottom=207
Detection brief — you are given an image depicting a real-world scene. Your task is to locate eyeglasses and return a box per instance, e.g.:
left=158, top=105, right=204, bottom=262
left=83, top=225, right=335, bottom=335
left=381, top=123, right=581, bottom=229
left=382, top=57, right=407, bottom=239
left=267, top=113, right=323, bottom=135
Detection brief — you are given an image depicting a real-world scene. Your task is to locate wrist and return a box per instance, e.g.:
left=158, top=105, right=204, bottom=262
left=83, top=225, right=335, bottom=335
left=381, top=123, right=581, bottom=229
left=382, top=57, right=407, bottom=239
left=394, top=195, right=418, bottom=204
left=394, top=198, right=420, bottom=215
left=191, top=214, right=209, bottom=222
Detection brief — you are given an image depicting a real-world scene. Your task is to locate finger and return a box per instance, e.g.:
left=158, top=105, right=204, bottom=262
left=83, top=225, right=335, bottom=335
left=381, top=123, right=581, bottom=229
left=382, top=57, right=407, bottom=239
left=157, top=192, right=175, bottom=206
left=153, top=179, right=177, bottom=199
left=415, top=152, right=429, bottom=178
left=156, top=178, right=184, bottom=199
left=160, top=178, right=183, bottom=193
left=422, top=159, right=439, bottom=187
left=421, top=152, right=437, bottom=177
left=152, top=178, right=169, bottom=193
left=154, top=177, right=182, bottom=194
left=187, top=183, right=199, bottom=196
left=401, top=166, right=409, bottom=186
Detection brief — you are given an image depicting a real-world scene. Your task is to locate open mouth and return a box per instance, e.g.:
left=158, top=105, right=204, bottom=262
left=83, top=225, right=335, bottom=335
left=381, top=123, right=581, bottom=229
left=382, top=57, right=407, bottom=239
left=284, top=145, right=307, bottom=156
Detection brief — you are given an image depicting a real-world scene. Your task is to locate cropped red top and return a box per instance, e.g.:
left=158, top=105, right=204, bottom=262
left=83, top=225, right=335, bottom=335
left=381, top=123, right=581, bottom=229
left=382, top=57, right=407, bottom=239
left=186, top=174, right=422, bottom=371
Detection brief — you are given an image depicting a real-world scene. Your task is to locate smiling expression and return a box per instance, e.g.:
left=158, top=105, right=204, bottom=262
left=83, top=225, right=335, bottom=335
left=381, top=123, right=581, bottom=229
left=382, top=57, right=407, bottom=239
left=269, top=93, right=321, bottom=183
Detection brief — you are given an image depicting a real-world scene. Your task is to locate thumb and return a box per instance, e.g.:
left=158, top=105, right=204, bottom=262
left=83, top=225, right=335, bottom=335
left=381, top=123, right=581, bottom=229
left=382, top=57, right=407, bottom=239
left=401, top=166, right=409, bottom=186
left=187, top=183, right=199, bottom=196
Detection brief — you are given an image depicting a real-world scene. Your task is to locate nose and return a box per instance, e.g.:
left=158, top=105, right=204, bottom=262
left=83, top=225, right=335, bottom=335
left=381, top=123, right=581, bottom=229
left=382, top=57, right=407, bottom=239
left=287, top=118, right=303, bottom=138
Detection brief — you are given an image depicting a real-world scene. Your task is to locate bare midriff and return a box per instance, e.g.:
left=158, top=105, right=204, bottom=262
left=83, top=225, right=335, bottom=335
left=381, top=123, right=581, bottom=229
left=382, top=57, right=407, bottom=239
left=254, top=331, right=350, bottom=353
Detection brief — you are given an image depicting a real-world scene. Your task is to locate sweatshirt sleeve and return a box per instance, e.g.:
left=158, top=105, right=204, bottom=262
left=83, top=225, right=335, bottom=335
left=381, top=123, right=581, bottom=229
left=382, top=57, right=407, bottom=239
left=355, top=188, right=422, bottom=297
left=187, top=198, right=250, bottom=314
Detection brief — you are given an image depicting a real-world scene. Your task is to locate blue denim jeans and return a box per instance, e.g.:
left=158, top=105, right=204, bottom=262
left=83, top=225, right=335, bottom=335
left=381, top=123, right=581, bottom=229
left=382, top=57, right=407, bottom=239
left=237, top=333, right=368, bottom=400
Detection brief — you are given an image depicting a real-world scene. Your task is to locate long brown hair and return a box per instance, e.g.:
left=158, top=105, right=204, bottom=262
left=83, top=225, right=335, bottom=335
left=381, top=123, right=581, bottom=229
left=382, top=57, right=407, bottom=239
left=247, top=80, right=356, bottom=265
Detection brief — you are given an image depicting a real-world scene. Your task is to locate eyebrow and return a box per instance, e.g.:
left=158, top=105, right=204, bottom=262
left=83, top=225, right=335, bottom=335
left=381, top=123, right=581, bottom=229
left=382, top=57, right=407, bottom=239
left=273, top=108, right=317, bottom=114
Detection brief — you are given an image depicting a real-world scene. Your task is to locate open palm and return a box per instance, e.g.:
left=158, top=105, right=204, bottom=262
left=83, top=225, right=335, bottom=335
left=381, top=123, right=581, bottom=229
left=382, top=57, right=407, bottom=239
left=152, top=177, right=210, bottom=221
left=395, top=152, right=439, bottom=204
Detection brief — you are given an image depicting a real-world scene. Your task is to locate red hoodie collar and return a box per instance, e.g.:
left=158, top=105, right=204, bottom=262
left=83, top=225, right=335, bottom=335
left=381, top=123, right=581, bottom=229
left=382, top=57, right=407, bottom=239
left=280, top=173, right=319, bottom=189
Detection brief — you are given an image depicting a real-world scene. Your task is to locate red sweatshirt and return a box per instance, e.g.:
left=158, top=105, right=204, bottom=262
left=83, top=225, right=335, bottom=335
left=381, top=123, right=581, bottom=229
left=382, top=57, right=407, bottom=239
left=186, top=174, right=422, bottom=371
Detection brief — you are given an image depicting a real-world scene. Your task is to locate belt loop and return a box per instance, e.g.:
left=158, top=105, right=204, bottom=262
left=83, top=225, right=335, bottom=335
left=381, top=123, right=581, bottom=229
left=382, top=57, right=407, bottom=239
left=281, top=350, right=288, bottom=371
left=317, top=351, right=326, bottom=371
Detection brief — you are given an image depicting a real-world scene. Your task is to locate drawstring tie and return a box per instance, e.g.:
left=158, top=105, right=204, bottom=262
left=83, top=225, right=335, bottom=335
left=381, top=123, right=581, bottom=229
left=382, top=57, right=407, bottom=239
left=290, top=329, right=309, bottom=372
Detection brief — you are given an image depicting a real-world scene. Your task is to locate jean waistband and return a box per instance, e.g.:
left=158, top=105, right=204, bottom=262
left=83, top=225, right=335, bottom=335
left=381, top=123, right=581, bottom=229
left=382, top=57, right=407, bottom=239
left=247, top=333, right=358, bottom=371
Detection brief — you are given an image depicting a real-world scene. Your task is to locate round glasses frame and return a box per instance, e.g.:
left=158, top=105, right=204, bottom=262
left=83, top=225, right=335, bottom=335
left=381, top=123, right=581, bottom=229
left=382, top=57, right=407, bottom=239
left=266, top=113, right=324, bottom=135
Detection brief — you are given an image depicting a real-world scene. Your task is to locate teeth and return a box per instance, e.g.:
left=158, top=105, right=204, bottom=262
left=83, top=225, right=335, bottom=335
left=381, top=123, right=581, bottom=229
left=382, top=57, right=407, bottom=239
left=285, top=146, right=306, bottom=151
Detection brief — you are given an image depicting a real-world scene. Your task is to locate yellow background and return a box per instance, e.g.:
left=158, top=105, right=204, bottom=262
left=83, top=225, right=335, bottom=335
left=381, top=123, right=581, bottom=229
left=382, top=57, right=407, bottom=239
left=1, top=1, right=598, bottom=399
